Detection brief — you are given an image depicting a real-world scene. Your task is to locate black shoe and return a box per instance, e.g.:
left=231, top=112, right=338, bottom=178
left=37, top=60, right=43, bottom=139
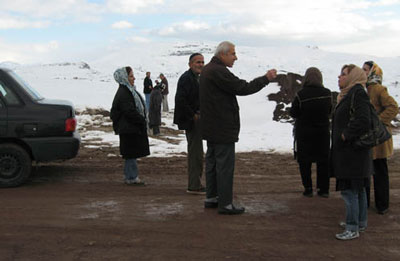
left=317, top=191, right=329, bottom=198
left=377, top=208, right=388, bottom=215
left=187, top=187, right=206, bottom=195
left=303, top=188, right=313, bottom=197
left=204, top=201, right=218, bottom=208
left=218, top=205, right=245, bottom=215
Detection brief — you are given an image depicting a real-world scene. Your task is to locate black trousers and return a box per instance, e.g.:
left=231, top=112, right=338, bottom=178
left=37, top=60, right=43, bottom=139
left=366, top=158, right=389, bottom=211
left=205, top=142, right=235, bottom=208
left=298, top=159, right=329, bottom=193
left=185, top=119, right=204, bottom=190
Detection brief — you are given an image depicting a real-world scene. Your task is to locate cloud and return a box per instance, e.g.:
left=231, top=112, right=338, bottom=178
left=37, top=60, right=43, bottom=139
left=112, top=21, right=134, bottom=29
left=159, top=21, right=210, bottom=36
left=0, top=15, right=50, bottom=29
left=0, top=39, right=60, bottom=63
left=128, top=36, right=151, bottom=43
left=105, top=0, right=164, bottom=14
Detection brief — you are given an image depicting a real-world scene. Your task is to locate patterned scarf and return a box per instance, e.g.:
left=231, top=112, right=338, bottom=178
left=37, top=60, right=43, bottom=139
left=337, top=65, right=367, bottom=104
left=367, top=62, right=383, bottom=86
left=113, top=67, right=145, bottom=117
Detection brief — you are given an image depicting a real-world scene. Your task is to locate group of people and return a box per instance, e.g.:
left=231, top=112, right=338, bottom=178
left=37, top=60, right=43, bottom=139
left=143, top=72, right=169, bottom=135
left=291, top=62, right=398, bottom=240
left=109, top=40, right=398, bottom=241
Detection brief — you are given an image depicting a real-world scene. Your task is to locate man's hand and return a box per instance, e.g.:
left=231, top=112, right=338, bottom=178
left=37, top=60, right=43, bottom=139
left=266, top=69, right=277, bottom=81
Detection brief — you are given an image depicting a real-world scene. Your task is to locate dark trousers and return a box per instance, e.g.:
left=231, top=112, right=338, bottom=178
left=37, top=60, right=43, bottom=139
left=205, top=142, right=235, bottom=208
left=298, top=159, right=329, bottom=193
left=366, top=158, right=389, bottom=211
left=152, top=125, right=160, bottom=135
left=185, top=119, right=204, bottom=190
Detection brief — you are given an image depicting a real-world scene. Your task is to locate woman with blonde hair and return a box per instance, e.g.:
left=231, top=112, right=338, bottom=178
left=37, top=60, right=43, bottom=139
left=331, top=64, right=372, bottom=240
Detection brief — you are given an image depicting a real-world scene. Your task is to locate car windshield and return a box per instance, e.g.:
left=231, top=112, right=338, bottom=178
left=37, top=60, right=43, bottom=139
left=10, top=71, right=43, bottom=101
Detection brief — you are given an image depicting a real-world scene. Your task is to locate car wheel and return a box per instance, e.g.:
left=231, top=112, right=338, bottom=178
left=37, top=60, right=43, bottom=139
left=0, top=143, right=32, bottom=187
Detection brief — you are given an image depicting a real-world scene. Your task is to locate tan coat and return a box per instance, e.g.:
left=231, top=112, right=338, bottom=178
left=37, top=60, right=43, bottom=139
left=367, top=83, right=399, bottom=159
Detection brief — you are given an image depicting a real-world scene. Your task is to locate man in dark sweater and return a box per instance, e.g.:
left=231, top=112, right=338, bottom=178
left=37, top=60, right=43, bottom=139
left=200, top=41, right=277, bottom=215
left=174, top=53, right=205, bottom=195
left=143, top=71, right=153, bottom=111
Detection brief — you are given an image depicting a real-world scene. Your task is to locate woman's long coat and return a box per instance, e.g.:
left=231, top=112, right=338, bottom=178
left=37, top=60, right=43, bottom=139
left=330, top=84, right=372, bottom=179
left=290, top=84, right=332, bottom=162
left=149, top=87, right=163, bottom=127
left=110, top=84, right=150, bottom=159
left=367, top=83, right=398, bottom=159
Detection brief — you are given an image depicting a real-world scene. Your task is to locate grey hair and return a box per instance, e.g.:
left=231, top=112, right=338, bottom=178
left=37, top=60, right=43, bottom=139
left=214, top=41, right=235, bottom=56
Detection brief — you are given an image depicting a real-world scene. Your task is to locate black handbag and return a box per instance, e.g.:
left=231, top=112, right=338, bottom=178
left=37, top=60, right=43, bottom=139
left=349, top=92, right=391, bottom=149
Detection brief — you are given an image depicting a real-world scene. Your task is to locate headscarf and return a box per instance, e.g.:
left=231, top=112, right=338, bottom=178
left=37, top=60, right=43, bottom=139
left=366, top=62, right=383, bottom=86
left=337, top=65, right=367, bottom=103
left=114, top=67, right=145, bottom=117
left=302, top=67, right=323, bottom=87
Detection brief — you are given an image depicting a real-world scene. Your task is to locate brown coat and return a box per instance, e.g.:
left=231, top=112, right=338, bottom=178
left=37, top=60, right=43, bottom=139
left=367, top=83, right=399, bottom=159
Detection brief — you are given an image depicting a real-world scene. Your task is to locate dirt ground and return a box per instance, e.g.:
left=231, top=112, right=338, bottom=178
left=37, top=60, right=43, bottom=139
left=1, top=134, right=400, bottom=260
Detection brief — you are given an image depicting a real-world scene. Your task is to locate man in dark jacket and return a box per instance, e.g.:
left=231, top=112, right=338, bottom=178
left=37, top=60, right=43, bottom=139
left=174, top=53, right=205, bottom=195
left=160, top=73, right=169, bottom=112
left=143, top=72, right=153, bottom=111
left=200, top=41, right=277, bottom=215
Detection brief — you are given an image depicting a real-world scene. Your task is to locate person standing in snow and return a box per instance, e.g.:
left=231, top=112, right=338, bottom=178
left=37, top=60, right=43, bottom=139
left=199, top=41, right=277, bottom=215
left=362, top=61, right=398, bottom=215
left=290, top=67, right=332, bottom=198
left=110, top=66, right=149, bottom=185
left=149, top=80, right=163, bottom=135
left=160, top=73, right=169, bottom=112
left=143, top=71, right=153, bottom=111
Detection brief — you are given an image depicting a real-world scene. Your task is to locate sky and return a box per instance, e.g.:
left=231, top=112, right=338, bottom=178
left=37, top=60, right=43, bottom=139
left=1, top=0, right=400, bottom=64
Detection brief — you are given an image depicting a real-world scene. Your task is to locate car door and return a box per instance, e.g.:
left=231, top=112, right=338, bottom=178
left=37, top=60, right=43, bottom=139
left=0, top=82, right=8, bottom=136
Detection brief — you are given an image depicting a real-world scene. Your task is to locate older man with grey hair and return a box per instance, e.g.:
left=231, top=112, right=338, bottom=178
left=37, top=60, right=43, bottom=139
left=200, top=41, right=277, bottom=215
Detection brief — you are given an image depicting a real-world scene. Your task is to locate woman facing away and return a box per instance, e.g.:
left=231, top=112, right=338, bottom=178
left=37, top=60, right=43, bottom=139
left=290, top=67, right=332, bottom=198
left=331, top=64, right=372, bottom=240
left=110, top=67, right=150, bottom=185
left=362, top=61, right=398, bottom=215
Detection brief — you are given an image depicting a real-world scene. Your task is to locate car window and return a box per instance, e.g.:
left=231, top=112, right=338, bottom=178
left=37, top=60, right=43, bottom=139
left=9, top=71, right=43, bottom=101
left=0, top=80, right=21, bottom=105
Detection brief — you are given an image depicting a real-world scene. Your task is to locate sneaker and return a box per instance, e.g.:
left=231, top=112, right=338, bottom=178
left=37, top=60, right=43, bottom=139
left=335, top=230, right=359, bottom=240
left=125, top=178, right=145, bottom=186
left=339, top=221, right=366, bottom=232
left=186, top=187, right=206, bottom=195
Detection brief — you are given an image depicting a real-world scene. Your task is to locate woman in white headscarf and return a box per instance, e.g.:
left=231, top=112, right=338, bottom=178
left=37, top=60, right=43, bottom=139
left=331, top=64, right=372, bottom=240
left=362, top=61, right=398, bottom=215
left=110, top=66, right=149, bottom=185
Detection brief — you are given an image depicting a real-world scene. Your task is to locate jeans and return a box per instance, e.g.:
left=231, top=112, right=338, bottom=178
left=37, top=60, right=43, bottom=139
left=124, top=158, right=138, bottom=181
left=341, top=188, right=368, bottom=232
left=145, top=93, right=151, bottom=111
left=205, top=142, right=235, bottom=208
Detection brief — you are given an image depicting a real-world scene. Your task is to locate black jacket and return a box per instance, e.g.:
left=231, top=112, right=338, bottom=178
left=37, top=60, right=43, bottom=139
left=330, top=84, right=372, bottom=179
left=110, top=84, right=147, bottom=135
left=173, top=69, right=200, bottom=130
left=199, top=56, right=269, bottom=143
left=290, top=84, right=332, bottom=162
left=143, top=77, right=153, bottom=94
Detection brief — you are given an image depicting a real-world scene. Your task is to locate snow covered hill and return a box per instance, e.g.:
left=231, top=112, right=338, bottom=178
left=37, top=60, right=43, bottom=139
left=1, top=42, right=399, bottom=155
